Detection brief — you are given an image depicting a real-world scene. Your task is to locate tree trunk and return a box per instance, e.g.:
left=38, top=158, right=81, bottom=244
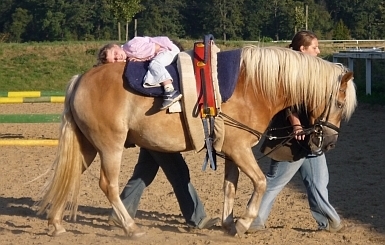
left=125, top=21, right=129, bottom=41
left=118, top=22, right=121, bottom=42
left=134, top=19, right=137, bottom=37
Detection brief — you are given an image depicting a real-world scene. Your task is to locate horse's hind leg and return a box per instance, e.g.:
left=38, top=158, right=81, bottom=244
left=48, top=134, right=97, bottom=236
left=48, top=206, right=66, bottom=236
left=222, top=160, right=239, bottom=232
left=98, top=149, right=145, bottom=238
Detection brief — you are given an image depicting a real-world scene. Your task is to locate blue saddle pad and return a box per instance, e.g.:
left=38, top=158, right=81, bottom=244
left=124, top=49, right=241, bottom=102
left=217, top=49, right=241, bottom=102
left=124, top=61, right=180, bottom=97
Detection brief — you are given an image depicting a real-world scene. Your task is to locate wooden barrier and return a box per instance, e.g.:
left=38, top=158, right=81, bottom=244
left=0, top=139, right=58, bottom=146
left=0, top=92, right=63, bottom=145
left=0, top=91, right=65, bottom=97
left=0, top=96, right=64, bottom=103
left=0, top=114, right=61, bottom=123
left=0, top=91, right=65, bottom=104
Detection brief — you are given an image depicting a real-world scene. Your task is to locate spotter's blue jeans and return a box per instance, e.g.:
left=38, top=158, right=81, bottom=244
left=113, top=148, right=207, bottom=227
left=252, top=154, right=341, bottom=230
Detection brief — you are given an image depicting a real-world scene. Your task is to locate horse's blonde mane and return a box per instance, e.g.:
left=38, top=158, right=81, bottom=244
left=241, top=45, right=356, bottom=120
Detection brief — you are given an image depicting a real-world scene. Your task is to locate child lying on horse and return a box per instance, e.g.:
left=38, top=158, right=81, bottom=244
left=96, top=36, right=182, bottom=110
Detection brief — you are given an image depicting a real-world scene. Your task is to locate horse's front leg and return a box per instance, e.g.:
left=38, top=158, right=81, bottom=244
left=99, top=154, right=145, bottom=238
left=226, top=148, right=266, bottom=236
left=222, top=159, right=239, bottom=232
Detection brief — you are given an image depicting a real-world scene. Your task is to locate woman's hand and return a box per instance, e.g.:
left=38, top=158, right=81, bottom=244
left=288, top=113, right=305, bottom=140
left=292, top=125, right=305, bottom=140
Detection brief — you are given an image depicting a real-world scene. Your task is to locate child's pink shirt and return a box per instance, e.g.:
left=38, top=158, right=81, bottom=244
left=122, top=36, right=174, bottom=59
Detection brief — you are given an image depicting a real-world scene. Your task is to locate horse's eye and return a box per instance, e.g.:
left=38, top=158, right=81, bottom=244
left=337, top=101, right=344, bottom=108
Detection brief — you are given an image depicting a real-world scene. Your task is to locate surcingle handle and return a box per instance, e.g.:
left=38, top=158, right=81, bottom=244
left=203, top=34, right=215, bottom=65
left=193, top=34, right=218, bottom=171
left=193, top=34, right=217, bottom=118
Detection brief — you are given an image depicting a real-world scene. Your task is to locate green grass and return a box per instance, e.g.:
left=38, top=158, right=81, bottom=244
left=0, top=41, right=105, bottom=91
left=0, top=41, right=384, bottom=105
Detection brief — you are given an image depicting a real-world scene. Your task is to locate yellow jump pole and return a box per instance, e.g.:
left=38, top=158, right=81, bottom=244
left=0, top=96, right=65, bottom=103
left=0, top=139, right=58, bottom=146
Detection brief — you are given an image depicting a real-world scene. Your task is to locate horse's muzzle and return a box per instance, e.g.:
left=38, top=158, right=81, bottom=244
left=323, top=142, right=336, bottom=152
left=309, top=132, right=338, bottom=154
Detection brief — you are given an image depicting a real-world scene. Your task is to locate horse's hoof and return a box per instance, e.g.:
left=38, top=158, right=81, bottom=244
left=51, top=228, right=66, bottom=237
left=126, top=223, right=146, bottom=238
left=234, top=220, right=248, bottom=236
left=131, top=229, right=146, bottom=239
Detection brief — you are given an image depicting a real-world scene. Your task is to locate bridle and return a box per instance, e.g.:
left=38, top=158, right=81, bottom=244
left=215, top=84, right=347, bottom=160
left=310, top=87, right=345, bottom=150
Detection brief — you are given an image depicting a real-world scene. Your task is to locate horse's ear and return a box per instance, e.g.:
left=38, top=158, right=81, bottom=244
left=342, top=71, right=353, bottom=83
left=341, top=71, right=353, bottom=89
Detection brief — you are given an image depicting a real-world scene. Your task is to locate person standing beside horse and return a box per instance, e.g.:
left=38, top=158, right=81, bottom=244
left=97, top=36, right=182, bottom=110
left=248, top=30, right=344, bottom=233
left=108, top=148, right=220, bottom=230
left=95, top=43, right=219, bottom=230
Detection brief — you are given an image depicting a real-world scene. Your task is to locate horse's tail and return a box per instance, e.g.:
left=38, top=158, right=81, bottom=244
left=36, top=74, right=84, bottom=221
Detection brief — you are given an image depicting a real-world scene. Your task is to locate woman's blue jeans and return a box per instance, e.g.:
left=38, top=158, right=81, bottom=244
left=252, top=154, right=341, bottom=230
left=114, top=148, right=207, bottom=227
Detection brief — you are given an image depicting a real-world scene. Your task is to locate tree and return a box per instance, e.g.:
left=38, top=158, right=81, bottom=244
left=206, top=0, right=244, bottom=41
left=92, top=0, right=117, bottom=40
left=110, top=0, right=144, bottom=41
left=294, top=4, right=306, bottom=33
left=333, top=19, right=350, bottom=40
left=304, top=0, right=333, bottom=39
left=9, top=8, right=32, bottom=42
left=135, top=0, right=186, bottom=38
left=0, top=0, right=16, bottom=35
left=181, top=0, right=207, bottom=39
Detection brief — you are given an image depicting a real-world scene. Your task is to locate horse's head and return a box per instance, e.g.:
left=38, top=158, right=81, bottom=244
left=307, top=71, right=356, bottom=154
left=239, top=46, right=357, bottom=155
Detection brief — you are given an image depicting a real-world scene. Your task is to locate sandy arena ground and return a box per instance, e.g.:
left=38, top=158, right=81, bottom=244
left=0, top=103, right=384, bottom=245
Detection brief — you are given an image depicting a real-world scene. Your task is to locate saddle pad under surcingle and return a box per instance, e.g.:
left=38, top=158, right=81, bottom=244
left=216, top=49, right=241, bottom=102
left=124, top=61, right=180, bottom=97
left=124, top=49, right=241, bottom=102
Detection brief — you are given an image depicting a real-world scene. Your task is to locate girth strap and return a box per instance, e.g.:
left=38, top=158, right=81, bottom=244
left=202, top=117, right=217, bottom=170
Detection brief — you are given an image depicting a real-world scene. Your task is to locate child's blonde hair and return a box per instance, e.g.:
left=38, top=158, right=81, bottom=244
left=94, top=43, right=119, bottom=67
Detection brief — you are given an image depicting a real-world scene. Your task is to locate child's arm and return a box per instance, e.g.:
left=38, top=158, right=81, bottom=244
left=128, top=44, right=160, bottom=62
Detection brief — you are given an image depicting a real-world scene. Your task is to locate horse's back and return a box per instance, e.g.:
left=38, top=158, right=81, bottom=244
left=72, top=63, right=192, bottom=152
left=73, top=63, right=128, bottom=119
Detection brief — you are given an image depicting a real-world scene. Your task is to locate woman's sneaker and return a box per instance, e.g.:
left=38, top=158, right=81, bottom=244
left=187, top=217, right=220, bottom=230
left=246, top=224, right=267, bottom=234
left=160, top=90, right=182, bottom=110
left=197, top=217, right=220, bottom=229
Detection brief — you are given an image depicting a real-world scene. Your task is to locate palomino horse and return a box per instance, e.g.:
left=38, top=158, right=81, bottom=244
left=36, top=46, right=357, bottom=237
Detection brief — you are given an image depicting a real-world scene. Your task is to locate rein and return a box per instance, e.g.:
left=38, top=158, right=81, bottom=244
left=216, top=112, right=313, bottom=161
left=216, top=92, right=343, bottom=161
left=260, top=124, right=320, bottom=160
left=219, top=112, right=264, bottom=138
left=215, top=112, right=264, bottom=161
